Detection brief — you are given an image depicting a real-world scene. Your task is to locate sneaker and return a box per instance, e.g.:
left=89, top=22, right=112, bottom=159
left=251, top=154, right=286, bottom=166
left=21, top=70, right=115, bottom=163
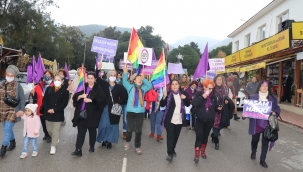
left=50, top=146, right=56, bottom=155
left=124, top=142, right=130, bottom=150
left=149, top=133, right=154, bottom=138
left=156, top=135, right=164, bottom=141
left=20, top=152, right=28, bottom=159
left=32, top=151, right=38, bottom=157
left=135, top=148, right=142, bottom=155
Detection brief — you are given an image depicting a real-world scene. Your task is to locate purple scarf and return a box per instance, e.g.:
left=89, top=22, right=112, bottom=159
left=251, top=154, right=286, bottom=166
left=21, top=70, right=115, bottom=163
left=201, top=89, right=213, bottom=112
left=162, top=90, right=185, bottom=126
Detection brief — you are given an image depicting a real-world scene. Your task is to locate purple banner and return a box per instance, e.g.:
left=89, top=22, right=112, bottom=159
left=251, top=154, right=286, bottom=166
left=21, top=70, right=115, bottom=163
left=97, top=53, right=114, bottom=63
left=141, top=60, right=157, bottom=74
left=119, top=60, right=133, bottom=70
left=91, top=36, right=118, bottom=56
left=242, top=100, right=272, bottom=120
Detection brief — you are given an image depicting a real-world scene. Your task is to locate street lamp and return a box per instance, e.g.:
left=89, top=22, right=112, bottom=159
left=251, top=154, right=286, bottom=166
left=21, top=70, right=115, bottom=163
left=176, top=53, right=183, bottom=63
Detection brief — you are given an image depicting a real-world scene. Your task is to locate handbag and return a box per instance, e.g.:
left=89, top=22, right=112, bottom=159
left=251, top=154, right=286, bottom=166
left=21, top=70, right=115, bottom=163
left=263, top=113, right=279, bottom=141
left=79, top=110, right=87, bottom=119
left=109, top=88, right=122, bottom=116
left=3, top=84, right=20, bottom=108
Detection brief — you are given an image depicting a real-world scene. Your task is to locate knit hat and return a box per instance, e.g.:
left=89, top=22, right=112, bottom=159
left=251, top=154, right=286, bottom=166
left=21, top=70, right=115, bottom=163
left=25, top=104, right=38, bottom=114
left=6, top=65, right=20, bottom=76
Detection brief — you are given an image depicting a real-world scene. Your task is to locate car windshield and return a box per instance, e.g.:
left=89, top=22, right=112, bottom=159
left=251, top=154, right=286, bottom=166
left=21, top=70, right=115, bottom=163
left=15, top=74, right=27, bottom=83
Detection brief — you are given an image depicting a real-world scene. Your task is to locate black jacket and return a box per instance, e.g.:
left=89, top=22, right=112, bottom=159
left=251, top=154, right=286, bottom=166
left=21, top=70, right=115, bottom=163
left=160, top=90, right=190, bottom=127
left=72, top=83, right=106, bottom=128
left=220, top=96, right=235, bottom=128
left=42, top=86, right=69, bottom=122
left=192, top=91, right=218, bottom=122
left=95, top=77, right=127, bottom=125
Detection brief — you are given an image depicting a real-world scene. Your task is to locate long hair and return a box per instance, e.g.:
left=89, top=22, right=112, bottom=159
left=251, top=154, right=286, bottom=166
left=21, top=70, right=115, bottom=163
left=255, top=80, right=274, bottom=99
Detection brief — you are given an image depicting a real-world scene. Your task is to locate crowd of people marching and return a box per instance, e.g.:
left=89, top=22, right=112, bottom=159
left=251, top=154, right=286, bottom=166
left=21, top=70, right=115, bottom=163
left=0, top=63, right=280, bottom=169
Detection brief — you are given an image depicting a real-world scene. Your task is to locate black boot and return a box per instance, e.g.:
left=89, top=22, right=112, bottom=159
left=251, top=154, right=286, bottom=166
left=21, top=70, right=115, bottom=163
left=107, top=142, right=112, bottom=149
left=0, top=145, right=7, bottom=157
left=166, top=154, right=173, bottom=162
left=6, top=139, right=16, bottom=151
left=233, top=114, right=240, bottom=120
left=260, top=160, right=268, bottom=168
left=215, top=143, right=219, bottom=150
left=71, top=149, right=82, bottom=157
left=250, top=152, right=256, bottom=160
left=102, top=141, right=107, bottom=148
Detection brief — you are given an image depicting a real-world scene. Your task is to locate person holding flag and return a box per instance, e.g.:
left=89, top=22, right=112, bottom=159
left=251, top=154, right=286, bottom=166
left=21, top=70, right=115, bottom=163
left=71, top=68, right=106, bottom=157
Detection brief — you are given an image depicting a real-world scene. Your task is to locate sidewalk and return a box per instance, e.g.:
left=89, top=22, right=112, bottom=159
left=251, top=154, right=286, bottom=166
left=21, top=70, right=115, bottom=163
left=279, top=103, right=303, bottom=129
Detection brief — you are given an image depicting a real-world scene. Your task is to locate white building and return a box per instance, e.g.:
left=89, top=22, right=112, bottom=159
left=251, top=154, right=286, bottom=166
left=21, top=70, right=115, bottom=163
left=228, top=0, right=303, bottom=53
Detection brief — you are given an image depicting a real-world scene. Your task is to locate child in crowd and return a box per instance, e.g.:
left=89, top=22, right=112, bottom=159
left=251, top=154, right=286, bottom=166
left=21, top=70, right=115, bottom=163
left=17, top=104, right=41, bottom=159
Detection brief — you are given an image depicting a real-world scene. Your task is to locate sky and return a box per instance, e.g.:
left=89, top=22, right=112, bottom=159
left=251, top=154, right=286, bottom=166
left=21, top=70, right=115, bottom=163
left=47, top=0, right=273, bottom=43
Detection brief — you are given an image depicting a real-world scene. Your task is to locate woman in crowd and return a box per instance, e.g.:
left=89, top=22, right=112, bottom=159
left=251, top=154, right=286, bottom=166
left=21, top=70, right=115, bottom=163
left=96, top=70, right=127, bottom=149
left=58, top=69, right=69, bottom=89
left=160, top=80, right=190, bottom=162
left=211, top=75, right=234, bottom=150
left=122, top=65, right=152, bottom=155
left=71, top=72, right=105, bottom=157
left=243, top=80, right=280, bottom=168
left=41, top=75, right=69, bottom=155
left=184, top=81, right=198, bottom=130
left=31, top=70, right=54, bottom=143
left=179, top=74, right=189, bottom=89
left=227, top=76, right=239, bottom=120
left=68, top=67, right=83, bottom=122
left=192, top=78, right=221, bottom=163
left=0, top=65, right=25, bottom=157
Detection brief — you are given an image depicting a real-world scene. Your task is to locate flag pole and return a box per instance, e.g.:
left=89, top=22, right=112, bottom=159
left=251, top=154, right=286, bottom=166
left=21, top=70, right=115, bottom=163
left=125, top=28, right=134, bottom=69
left=83, top=41, right=86, bottom=65
left=163, top=48, right=167, bottom=91
left=82, top=64, right=85, bottom=95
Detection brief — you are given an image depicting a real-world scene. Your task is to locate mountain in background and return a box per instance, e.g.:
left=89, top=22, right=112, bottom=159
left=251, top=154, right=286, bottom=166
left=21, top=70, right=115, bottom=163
left=76, top=24, right=231, bottom=51
left=77, top=24, right=132, bottom=36
left=172, top=35, right=231, bottom=51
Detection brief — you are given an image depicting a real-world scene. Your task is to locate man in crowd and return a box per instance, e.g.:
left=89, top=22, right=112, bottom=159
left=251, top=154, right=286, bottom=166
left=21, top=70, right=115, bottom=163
left=246, top=76, right=259, bottom=98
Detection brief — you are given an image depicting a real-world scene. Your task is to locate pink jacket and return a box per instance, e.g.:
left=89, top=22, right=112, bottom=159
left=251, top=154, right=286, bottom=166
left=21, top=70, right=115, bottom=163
left=21, top=114, right=41, bottom=138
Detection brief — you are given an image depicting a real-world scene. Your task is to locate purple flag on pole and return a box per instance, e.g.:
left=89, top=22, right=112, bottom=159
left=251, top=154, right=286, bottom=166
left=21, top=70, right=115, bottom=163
left=26, top=64, right=33, bottom=84
left=32, top=56, right=37, bottom=80
left=64, top=62, right=70, bottom=80
left=193, top=43, right=210, bottom=80
left=35, top=55, right=45, bottom=83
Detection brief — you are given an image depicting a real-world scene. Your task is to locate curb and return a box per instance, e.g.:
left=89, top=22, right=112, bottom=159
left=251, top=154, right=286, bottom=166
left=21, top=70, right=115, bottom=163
left=278, top=119, right=303, bottom=129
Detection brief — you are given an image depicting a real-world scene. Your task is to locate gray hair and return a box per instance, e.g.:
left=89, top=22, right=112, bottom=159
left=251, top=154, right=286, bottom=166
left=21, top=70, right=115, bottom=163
left=107, top=70, right=117, bottom=79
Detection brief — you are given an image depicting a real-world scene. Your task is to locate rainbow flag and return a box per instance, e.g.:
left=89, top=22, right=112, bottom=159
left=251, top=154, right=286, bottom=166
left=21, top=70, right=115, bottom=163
left=75, top=65, right=86, bottom=93
left=127, top=28, right=143, bottom=69
left=151, top=49, right=169, bottom=89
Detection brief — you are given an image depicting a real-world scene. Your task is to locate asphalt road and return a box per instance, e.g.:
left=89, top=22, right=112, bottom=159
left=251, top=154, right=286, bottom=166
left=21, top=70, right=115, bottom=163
left=0, top=107, right=303, bottom=172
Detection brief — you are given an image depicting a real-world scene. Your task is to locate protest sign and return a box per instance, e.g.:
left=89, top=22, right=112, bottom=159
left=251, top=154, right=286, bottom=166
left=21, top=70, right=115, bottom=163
left=168, top=63, right=184, bottom=74
left=91, top=36, right=118, bottom=56
left=242, top=99, right=272, bottom=120
left=124, top=52, right=131, bottom=64
left=209, top=58, right=225, bottom=71
left=138, top=48, right=153, bottom=66
left=119, top=60, right=133, bottom=70
left=97, top=54, right=114, bottom=63
left=141, top=60, right=157, bottom=74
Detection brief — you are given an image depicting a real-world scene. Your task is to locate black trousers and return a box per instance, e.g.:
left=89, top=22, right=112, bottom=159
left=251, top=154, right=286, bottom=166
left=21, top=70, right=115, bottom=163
left=126, top=112, right=144, bottom=148
left=165, top=123, right=182, bottom=155
left=40, top=115, right=50, bottom=137
left=212, top=127, right=220, bottom=143
left=76, top=119, right=97, bottom=150
left=251, top=133, right=269, bottom=161
left=281, top=87, right=291, bottom=102
left=195, top=120, right=214, bottom=147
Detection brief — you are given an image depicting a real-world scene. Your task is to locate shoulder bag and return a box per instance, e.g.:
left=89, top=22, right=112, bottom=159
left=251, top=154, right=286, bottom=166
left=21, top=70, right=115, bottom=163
left=79, top=92, right=91, bottom=119
left=4, top=83, right=20, bottom=108
left=109, top=88, right=122, bottom=116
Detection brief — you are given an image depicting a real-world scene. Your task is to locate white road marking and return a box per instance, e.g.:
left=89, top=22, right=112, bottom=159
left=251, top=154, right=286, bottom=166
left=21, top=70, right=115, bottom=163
left=122, top=157, right=127, bottom=172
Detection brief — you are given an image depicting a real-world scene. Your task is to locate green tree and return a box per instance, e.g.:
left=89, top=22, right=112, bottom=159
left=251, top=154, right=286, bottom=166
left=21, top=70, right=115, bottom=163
left=209, top=42, right=232, bottom=58
left=189, top=42, right=201, bottom=56
left=167, top=45, right=200, bottom=75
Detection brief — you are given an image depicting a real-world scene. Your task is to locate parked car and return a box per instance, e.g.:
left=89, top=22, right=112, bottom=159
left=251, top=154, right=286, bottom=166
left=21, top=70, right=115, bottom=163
left=15, top=72, right=34, bottom=104
left=237, top=88, right=246, bottom=109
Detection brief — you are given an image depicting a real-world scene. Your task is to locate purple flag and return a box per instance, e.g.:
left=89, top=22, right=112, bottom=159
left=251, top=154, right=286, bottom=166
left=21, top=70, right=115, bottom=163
left=35, top=55, right=45, bottom=83
left=32, top=56, right=37, bottom=80
left=193, top=43, right=210, bottom=80
left=152, top=49, right=156, bottom=60
left=26, top=64, right=33, bottom=84
left=64, top=62, right=70, bottom=80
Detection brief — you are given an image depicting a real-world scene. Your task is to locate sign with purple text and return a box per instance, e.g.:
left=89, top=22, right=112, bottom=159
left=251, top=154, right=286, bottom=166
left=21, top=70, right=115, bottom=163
left=138, top=48, right=152, bottom=66
left=208, top=58, right=225, bottom=71
left=91, top=36, right=118, bottom=56
left=242, top=100, right=272, bottom=120
left=142, top=60, right=157, bottom=74
left=119, top=60, right=133, bottom=70
left=97, top=54, right=114, bottom=63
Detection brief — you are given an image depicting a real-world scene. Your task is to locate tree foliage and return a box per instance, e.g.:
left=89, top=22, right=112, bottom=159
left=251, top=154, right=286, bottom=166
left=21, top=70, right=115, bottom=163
left=209, top=42, right=232, bottom=58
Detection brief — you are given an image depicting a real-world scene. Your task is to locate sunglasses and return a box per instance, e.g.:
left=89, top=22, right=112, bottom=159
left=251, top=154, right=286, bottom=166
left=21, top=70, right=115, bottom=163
left=208, top=88, right=214, bottom=90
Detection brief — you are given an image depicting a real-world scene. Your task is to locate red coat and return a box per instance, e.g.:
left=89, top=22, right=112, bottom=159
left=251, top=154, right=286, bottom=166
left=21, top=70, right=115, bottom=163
left=34, top=81, right=54, bottom=116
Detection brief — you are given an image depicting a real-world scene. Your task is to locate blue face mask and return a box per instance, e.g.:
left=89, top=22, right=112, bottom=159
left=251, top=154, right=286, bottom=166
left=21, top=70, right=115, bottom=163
left=43, top=76, right=51, bottom=81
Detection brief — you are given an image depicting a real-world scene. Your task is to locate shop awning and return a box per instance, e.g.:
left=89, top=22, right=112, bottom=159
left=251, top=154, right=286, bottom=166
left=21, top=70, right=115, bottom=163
left=239, top=62, right=266, bottom=72
left=216, top=66, right=240, bottom=74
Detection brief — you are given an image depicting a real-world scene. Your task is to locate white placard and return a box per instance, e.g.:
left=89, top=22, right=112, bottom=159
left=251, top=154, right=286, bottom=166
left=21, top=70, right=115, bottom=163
left=138, top=48, right=153, bottom=66
left=124, top=52, right=131, bottom=64
left=208, top=58, right=225, bottom=71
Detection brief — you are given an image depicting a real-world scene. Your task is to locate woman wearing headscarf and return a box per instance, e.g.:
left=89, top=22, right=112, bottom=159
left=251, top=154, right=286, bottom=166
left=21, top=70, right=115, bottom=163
left=31, top=70, right=54, bottom=143
left=211, top=75, right=234, bottom=150
left=122, top=65, right=152, bottom=155
left=0, top=65, right=25, bottom=157
left=184, top=81, right=198, bottom=130
left=71, top=72, right=106, bottom=157
left=160, top=80, right=190, bottom=162
left=243, top=80, right=280, bottom=168
left=96, top=69, right=127, bottom=149
left=41, top=75, right=69, bottom=155
left=192, top=78, right=221, bottom=163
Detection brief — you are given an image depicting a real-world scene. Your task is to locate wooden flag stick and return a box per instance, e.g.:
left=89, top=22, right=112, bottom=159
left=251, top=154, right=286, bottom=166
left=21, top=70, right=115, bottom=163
left=142, top=65, right=145, bottom=75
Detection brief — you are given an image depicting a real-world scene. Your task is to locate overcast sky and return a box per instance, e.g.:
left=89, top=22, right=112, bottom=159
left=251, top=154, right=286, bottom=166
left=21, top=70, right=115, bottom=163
left=48, top=0, right=273, bottom=43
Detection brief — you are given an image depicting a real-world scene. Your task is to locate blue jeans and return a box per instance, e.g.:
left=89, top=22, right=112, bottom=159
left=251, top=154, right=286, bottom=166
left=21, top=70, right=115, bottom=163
left=23, top=135, right=38, bottom=153
left=150, top=111, right=164, bottom=135
left=122, top=105, right=127, bottom=132
left=2, top=121, right=15, bottom=146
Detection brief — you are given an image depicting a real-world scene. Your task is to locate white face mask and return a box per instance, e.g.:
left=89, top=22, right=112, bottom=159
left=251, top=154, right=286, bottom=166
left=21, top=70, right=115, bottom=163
left=6, top=77, right=14, bottom=82
left=54, top=81, right=62, bottom=87
left=109, top=76, right=116, bottom=82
